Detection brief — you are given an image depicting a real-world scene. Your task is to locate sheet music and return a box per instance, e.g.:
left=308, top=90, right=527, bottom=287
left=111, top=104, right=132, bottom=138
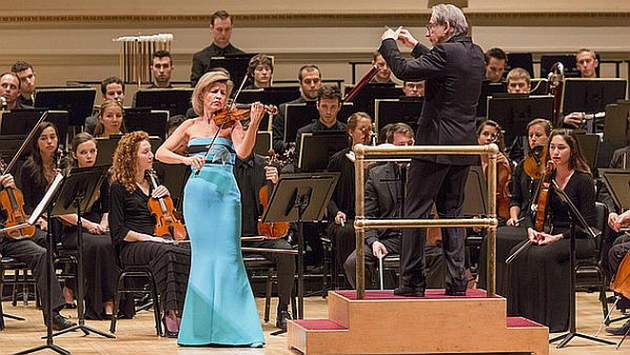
left=27, top=173, right=64, bottom=225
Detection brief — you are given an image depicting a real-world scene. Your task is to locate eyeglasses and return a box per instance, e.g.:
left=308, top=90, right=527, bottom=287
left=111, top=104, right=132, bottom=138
left=425, top=22, right=438, bottom=31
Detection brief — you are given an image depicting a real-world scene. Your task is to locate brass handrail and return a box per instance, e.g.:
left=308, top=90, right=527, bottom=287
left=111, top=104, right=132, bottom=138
left=353, top=143, right=499, bottom=299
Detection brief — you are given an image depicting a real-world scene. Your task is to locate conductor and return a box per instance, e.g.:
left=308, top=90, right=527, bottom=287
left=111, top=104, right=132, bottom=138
left=378, top=4, right=485, bottom=297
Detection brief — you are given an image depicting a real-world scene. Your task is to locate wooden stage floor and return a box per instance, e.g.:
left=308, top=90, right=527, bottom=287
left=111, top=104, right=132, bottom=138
left=0, top=292, right=627, bottom=354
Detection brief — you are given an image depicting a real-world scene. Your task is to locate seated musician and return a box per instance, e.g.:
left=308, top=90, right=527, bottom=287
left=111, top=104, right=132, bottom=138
left=606, top=209, right=630, bottom=335
left=505, top=129, right=596, bottom=333
left=371, top=53, right=394, bottom=84
left=478, top=118, right=552, bottom=294
left=402, top=81, right=425, bottom=98
left=244, top=54, right=273, bottom=89
left=150, top=50, right=174, bottom=89
left=10, top=61, right=37, bottom=107
left=57, top=133, right=121, bottom=320
left=344, top=123, right=446, bottom=289
left=506, top=68, right=530, bottom=94
left=271, top=64, right=322, bottom=155
left=93, top=100, right=125, bottom=138
left=234, top=153, right=295, bottom=330
left=0, top=71, right=32, bottom=110
left=326, top=112, right=373, bottom=285
left=85, top=76, right=125, bottom=134
left=294, top=84, right=347, bottom=164
left=485, top=47, right=507, bottom=83
left=0, top=122, right=76, bottom=331
left=562, top=49, right=599, bottom=128
left=108, top=131, right=191, bottom=337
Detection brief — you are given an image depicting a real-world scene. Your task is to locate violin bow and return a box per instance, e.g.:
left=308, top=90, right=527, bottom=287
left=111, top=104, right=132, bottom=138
left=193, top=75, right=249, bottom=178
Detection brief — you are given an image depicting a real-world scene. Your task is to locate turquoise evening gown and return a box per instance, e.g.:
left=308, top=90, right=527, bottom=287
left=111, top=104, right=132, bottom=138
left=177, top=137, right=265, bottom=347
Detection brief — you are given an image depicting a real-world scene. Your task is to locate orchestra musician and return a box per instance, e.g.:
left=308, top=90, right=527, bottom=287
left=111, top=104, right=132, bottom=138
left=378, top=3, right=485, bottom=297
left=371, top=53, right=394, bottom=84
left=234, top=154, right=295, bottom=330
left=108, top=131, right=191, bottom=337
left=93, top=99, right=125, bottom=138
left=605, top=209, right=630, bottom=335
left=0, top=121, right=76, bottom=331
left=1, top=72, right=32, bottom=110
left=155, top=70, right=265, bottom=347
left=85, top=76, right=125, bottom=134
left=484, top=47, right=507, bottom=83
left=478, top=118, right=552, bottom=294
left=244, top=54, right=274, bottom=89
left=505, top=129, right=596, bottom=333
left=57, top=133, right=120, bottom=320
left=10, top=61, right=37, bottom=107
left=271, top=64, right=322, bottom=155
left=326, top=112, right=373, bottom=284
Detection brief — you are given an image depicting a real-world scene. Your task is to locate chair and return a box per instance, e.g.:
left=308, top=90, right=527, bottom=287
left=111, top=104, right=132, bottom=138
left=575, top=202, right=610, bottom=320
left=0, top=255, right=26, bottom=330
left=1, top=256, right=37, bottom=307
left=109, top=265, right=162, bottom=336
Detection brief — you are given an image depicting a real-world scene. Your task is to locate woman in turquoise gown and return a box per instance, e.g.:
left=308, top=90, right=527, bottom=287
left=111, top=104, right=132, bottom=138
left=156, top=71, right=266, bottom=347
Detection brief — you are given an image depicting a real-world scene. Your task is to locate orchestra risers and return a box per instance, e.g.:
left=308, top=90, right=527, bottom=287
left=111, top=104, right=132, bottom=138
left=288, top=289, right=549, bottom=355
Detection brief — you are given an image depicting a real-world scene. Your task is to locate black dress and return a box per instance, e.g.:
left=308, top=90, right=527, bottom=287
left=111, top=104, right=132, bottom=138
left=60, top=179, right=120, bottom=319
left=506, top=171, right=596, bottom=332
left=108, top=181, right=191, bottom=313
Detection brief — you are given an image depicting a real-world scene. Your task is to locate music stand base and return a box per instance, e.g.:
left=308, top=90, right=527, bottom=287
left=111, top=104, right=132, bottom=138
left=550, top=331, right=615, bottom=348
left=2, top=313, right=25, bottom=321
left=14, top=343, right=71, bottom=355
left=50, top=323, right=116, bottom=339
left=270, top=328, right=287, bottom=336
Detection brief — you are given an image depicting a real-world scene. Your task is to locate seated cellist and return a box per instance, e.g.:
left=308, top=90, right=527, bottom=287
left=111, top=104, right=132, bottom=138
left=606, top=209, right=630, bottom=336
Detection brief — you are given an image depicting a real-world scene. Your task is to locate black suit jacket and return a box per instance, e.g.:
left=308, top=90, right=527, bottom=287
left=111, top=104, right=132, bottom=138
left=271, top=96, right=310, bottom=154
left=364, top=162, right=402, bottom=246
left=379, top=35, right=485, bottom=165
left=190, top=43, right=244, bottom=86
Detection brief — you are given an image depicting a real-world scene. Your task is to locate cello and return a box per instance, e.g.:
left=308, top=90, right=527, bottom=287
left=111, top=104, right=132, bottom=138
left=146, top=169, right=187, bottom=241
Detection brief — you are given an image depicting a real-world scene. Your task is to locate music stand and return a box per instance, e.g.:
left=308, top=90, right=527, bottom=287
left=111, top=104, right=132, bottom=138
left=134, top=88, right=193, bottom=116
left=152, top=161, right=189, bottom=210
left=374, top=98, right=423, bottom=132
left=540, top=54, right=586, bottom=79
left=343, top=83, right=402, bottom=119
left=575, top=133, right=600, bottom=169
left=0, top=135, right=25, bottom=163
left=604, top=101, right=630, bottom=143
left=95, top=136, right=163, bottom=167
left=49, top=166, right=115, bottom=339
left=254, top=131, right=272, bottom=156
left=260, top=172, right=340, bottom=322
left=477, top=80, right=506, bottom=117
left=238, top=87, right=301, bottom=107
left=124, top=109, right=169, bottom=140
left=208, top=54, right=256, bottom=88
left=487, top=95, right=555, bottom=146
left=12, top=174, right=68, bottom=355
left=600, top=169, right=630, bottom=211
left=560, top=79, right=627, bottom=117
left=298, top=133, right=348, bottom=172
left=506, top=53, right=534, bottom=79
left=0, top=110, right=69, bottom=147
left=548, top=181, right=615, bottom=348
left=34, top=87, right=97, bottom=127
left=463, top=166, right=488, bottom=216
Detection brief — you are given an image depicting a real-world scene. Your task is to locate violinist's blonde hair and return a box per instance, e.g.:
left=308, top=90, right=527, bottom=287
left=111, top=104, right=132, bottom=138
left=110, top=131, right=149, bottom=194
left=191, top=71, right=233, bottom=117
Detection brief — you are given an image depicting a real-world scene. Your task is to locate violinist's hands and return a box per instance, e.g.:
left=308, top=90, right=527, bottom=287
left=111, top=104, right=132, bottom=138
left=151, top=185, right=170, bottom=199
left=0, top=174, right=15, bottom=189
left=183, top=155, right=205, bottom=172
left=609, top=211, right=630, bottom=232
left=85, top=221, right=105, bottom=235
left=372, top=241, right=388, bottom=258
left=528, top=228, right=561, bottom=245
left=249, top=102, right=265, bottom=129
left=497, top=153, right=509, bottom=165
left=381, top=26, right=402, bottom=42
left=563, top=112, right=583, bottom=127
left=397, top=28, right=418, bottom=49
left=264, top=166, right=279, bottom=184
left=335, top=211, right=347, bottom=226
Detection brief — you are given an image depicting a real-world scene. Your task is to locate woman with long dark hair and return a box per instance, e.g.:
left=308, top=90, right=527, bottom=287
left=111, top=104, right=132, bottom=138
left=505, top=128, right=596, bottom=332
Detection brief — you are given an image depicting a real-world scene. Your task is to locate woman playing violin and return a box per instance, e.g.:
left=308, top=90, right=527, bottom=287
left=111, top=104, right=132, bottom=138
left=155, top=70, right=265, bottom=347
left=58, top=133, right=121, bottom=319
left=476, top=120, right=512, bottom=221
left=108, top=131, right=191, bottom=337
left=478, top=118, right=552, bottom=293
left=506, top=129, right=596, bottom=333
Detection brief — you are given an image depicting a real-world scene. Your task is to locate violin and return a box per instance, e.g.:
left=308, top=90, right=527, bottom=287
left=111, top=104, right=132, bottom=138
left=0, top=160, right=36, bottom=240
left=257, top=150, right=290, bottom=240
left=523, top=145, right=549, bottom=180
left=531, top=159, right=556, bottom=232
left=146, top=169, right=187, bottom=241
left=212, top=103, right=278, bottom=126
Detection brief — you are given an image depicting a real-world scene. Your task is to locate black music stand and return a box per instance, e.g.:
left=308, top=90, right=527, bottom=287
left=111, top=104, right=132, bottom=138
left=208, top=54, right=256, bottom=88
left=95, top=136, right=163, bottom=167
left=284, top=102, right=355, bottom=142
left=254, top=131, right=272, bottom=156
left=560, top=79, right=627, bottom=130
left=0, top=110, right=69, bottom=146
left=49, top=166, right=114, bottom=340
left=124, top=109, right=169, bottom=140
left=548, top=181, right=615, bottom=348
left=297, top=133, right=348, bottom=172
left=134, top=88, right=193, bottom=116
left=374, top=98, right=422, bottom=132
left=34, top=87, right=97, bottom=127
left=477, top=80, right=506, bottom=117
left=575, top=133, right=600, bottom=170
left=260, top=173, right=339, bottom=323
left=600, top=169, right=630, bottom=211
left=13, top=174, right=68, bottom=355
left=604, top=101, right=630, bottom=143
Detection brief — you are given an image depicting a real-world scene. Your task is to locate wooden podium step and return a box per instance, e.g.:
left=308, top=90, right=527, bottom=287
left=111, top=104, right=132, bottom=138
left=288, top=289, right=548, bottom=355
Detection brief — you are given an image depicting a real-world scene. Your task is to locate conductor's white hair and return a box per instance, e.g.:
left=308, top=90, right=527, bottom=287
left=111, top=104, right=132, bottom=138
left=431, top=4, right=469, bottom=38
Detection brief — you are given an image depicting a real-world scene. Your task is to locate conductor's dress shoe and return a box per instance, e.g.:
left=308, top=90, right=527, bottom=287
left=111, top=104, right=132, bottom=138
left=393, top=286, right=425, bottom=297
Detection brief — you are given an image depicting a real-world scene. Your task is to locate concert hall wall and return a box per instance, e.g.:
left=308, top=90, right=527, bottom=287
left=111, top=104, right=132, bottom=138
left=1, top=1, right=628, bottom=100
